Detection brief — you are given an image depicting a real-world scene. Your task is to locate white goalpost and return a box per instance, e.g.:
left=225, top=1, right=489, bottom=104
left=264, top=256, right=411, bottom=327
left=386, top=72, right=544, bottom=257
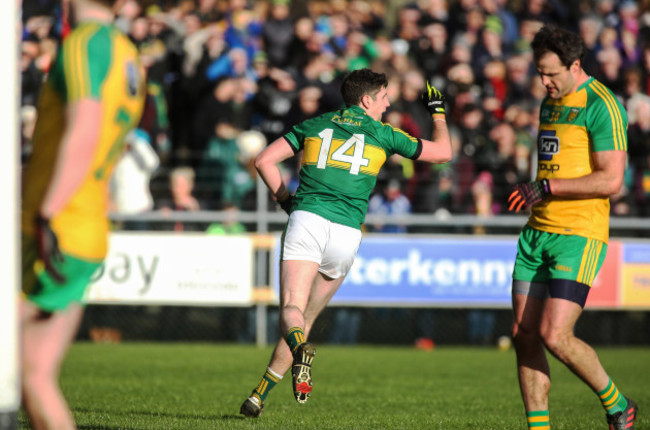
left=0, top=0, right=21, bottom=429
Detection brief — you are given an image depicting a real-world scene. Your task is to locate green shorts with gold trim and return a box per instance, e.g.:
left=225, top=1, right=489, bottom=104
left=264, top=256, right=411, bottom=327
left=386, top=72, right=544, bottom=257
left=512, top=225, right=607, bottom=287
left=22, top=235, right=102, bottom=312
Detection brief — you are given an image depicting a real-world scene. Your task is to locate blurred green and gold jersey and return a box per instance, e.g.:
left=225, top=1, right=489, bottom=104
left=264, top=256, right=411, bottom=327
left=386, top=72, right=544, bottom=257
left=529, top=77, right=628, bottom=243
left=22, top=21, right=145, bottom=260
left=284, top=105, right=422, bottom=229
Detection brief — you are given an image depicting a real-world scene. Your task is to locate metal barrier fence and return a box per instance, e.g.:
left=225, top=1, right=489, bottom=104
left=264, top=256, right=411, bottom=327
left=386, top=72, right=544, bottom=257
left=78, top=211, right=650, bottom=347
left=74, top=177, right=650, bottom=347
left=78, top=305, right=650, bottom=347
left=109, top=210, right=650, bottom=236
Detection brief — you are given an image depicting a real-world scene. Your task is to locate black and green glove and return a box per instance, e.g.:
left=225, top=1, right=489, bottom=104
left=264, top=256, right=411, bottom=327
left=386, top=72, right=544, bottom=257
left=420, top=81, right=446, bottom=115
left=507, top=179, right=551, bottom=212
left=278, top=195, right=294, bottom=215
left=35, top=215, right=66, bottom=283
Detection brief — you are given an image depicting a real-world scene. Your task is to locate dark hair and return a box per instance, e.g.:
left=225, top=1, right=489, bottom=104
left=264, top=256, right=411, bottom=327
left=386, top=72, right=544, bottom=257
left=340, top=68, right=388, bottom=106
left=531, top=24, right=585, bottom=68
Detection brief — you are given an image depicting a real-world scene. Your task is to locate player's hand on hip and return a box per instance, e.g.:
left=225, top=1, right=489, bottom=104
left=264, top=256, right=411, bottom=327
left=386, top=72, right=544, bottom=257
left=420, top=80, right=446, bottom=115
left=35, top=215, right=66, bottom=283
left=507, top=179, right=551, bottom=212
left=278, top=195, right=294, bottom=216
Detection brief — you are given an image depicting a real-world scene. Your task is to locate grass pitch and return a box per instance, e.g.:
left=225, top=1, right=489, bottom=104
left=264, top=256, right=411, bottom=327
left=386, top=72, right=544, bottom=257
left=19, top=343, right=649, bottom=429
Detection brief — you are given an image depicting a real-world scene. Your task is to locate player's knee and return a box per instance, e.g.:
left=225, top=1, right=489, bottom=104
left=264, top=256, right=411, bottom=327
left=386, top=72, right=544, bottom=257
left=511, top=319, right=539, bottom=346
left=22, top=368, right=55, bottom=397
left=540, top=327, right=570, bottom=356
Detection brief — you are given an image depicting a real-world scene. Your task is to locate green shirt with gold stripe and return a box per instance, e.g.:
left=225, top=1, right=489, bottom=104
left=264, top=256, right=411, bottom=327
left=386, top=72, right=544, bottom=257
left=283, top=105, right=422, bottom=229
left=529, top=77, right=628, bottom=244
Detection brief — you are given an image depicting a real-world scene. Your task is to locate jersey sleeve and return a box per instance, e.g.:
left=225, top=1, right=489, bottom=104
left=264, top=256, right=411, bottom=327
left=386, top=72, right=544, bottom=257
left=381, top=123, right=422, bottom=160
left=587, top=83, right=628, bottom=152
left=284, top=116, right=323, bottom=153
left=61, top=25, right=111, bottom=102
left=283, top=125, right=304, bottom=153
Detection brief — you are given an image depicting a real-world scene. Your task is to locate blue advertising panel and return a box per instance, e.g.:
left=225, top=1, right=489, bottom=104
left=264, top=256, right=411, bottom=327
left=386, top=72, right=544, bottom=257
left=623, top=243, right=650, bottom=263
left=273, top=236, right=518, bottom=306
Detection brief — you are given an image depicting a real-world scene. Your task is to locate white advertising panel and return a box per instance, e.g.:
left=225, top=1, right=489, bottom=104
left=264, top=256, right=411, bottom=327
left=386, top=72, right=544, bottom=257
left=86, top=233, right=253, bottom=305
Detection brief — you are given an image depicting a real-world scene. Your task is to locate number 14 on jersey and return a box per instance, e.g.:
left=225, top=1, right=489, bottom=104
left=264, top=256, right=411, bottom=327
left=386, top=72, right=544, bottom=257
left=317, top=128, right=369, bottom=175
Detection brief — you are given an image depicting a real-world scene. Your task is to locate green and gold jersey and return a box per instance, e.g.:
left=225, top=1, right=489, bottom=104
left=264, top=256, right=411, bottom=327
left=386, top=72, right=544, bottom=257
left=529, top=77, right=628, bottom=243
left=284, top=105, right=422, bottom=229
left=22, top=22, right=145, bottom=260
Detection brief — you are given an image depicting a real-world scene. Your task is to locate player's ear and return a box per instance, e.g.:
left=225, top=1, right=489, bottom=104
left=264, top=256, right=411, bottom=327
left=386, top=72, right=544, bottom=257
left=570, top=59, right=581, bottom=73
left=360, top=94, right=373, bottom=109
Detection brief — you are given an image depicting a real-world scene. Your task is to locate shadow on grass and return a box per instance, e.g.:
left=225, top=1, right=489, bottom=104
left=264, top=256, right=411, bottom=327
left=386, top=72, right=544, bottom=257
left=73, top=407, right=247, bottom=426
left=78, top=425, right=138, bottom=430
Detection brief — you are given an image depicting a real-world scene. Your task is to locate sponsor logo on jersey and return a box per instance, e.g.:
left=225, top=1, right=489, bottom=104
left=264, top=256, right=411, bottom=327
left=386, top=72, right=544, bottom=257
left=331, top=114, right=362, bottom=127
left=538, top=130, right=559, bottom=161
left=539, top=163, right=560, bottom=173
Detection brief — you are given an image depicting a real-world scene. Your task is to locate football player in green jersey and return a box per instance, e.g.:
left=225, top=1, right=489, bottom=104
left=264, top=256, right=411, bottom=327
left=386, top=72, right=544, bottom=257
left=20, top=0, right=145, bottom=428
left=240, top=68, right=452, bottom=417
left=507, top=24, right=636, bottom=430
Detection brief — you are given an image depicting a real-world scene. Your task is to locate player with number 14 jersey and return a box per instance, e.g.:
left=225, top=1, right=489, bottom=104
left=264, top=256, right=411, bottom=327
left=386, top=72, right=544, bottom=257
left=285, top=104, right=421, bottom=229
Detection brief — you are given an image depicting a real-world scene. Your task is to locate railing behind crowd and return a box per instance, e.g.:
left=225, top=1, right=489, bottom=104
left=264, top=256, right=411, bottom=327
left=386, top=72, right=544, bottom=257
left=92, top=177, right=650, bottom=348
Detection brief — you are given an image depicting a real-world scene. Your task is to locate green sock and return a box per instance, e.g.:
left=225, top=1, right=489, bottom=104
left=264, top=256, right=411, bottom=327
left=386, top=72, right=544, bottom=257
left=252, top=367, right=282, bottom=404
left=597, top=378, right=628, bottom=415
left=285, top=326, right=305, bottom=353
left=526, top=410, right=550, bottom=429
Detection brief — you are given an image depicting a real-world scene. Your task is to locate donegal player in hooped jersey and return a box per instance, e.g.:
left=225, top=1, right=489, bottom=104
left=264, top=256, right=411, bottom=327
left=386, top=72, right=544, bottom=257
left=240, top=69, right=452, bottom=418
left=507, top=25, right=637, bottom=430
left=20, top=1, right=145, bottom=428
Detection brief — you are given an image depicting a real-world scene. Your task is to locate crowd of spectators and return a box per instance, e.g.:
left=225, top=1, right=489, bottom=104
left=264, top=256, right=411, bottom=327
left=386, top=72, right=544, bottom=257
left=20, top=0, right=650, bottom=227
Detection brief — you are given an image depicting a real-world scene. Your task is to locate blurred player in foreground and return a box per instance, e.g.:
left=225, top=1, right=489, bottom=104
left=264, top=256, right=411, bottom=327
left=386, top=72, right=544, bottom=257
left=20, top=0, right=145, bottom=428
left=240, top=68, right=452, bottom=417
left=507, top=24, right=636, bottom=430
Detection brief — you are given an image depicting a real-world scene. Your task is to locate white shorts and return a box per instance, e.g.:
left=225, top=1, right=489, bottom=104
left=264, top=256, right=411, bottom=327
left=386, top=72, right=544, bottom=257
left=282, top=210, right=363, bottom=279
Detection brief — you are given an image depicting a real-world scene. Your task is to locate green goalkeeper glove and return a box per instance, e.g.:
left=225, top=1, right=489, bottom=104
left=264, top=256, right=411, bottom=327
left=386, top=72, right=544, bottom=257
left=507, top=179, right=551, bottom=212
left=420, top=81, right=446, bottom=115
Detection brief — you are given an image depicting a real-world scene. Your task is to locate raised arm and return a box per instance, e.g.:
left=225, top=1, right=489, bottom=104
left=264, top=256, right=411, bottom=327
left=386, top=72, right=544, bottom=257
left=417, top=81, right=452, bottom=164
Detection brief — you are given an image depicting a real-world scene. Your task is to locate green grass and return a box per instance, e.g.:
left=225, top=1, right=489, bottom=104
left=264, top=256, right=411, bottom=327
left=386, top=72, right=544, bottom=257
left=19, top=343, right=649, bottom=429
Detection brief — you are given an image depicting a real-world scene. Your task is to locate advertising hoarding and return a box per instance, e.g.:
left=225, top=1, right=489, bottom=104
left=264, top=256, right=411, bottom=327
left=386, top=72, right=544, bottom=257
left=621, top=243, right=650, bottom=307
left=85, top=233, right=253, bottom=306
